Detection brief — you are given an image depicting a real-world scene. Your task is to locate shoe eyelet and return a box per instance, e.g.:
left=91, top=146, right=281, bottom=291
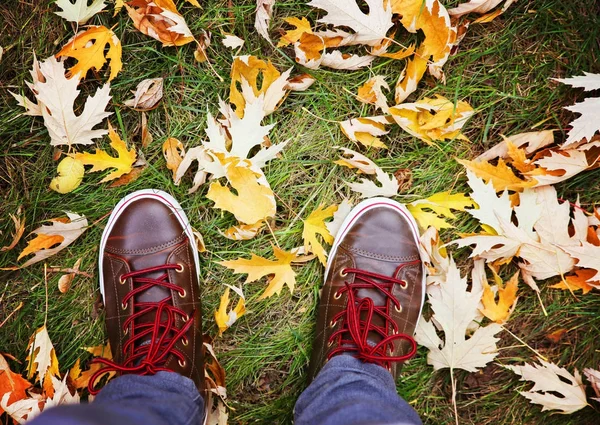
left=333, top=291, right=342, bottom=300
left=327, top=340, right=334, bottom=347
left=123, top=326, right=129, bottom=335
left=179, top=289, right=187, bottom=299
left=119, top=276, right=126, bottom=285
left=178, top=359, right=186, bottom=367
left=121, top=301, right=128, bottom=310
left=401, top=281, right=408, bottom=290
left=394, top=304, right=402, bottom=313
left=182, top=337, right=189, bottom=346
left=182, top=314, right=190, bottom=323
left=339, top=269, right=348, bottom=278
left=329, top=319, right=336, bottom=328
left=176, top=263, right=185, bottom=273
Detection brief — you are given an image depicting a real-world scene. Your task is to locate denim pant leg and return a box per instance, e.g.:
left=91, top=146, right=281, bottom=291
left=295, top=355, right=422, bottom=425
left=28, top=371, right=204, bottom=425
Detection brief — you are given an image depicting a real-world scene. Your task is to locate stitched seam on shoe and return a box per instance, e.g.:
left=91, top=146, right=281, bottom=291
left=108, top=257, right=124, bottom=357
left=339, top=244, right=419, bottom=262
left=105, top=234, right=186, bottom=255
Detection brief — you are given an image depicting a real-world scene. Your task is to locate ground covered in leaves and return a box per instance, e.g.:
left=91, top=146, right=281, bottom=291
left=1, top=1, right=600, bottom=424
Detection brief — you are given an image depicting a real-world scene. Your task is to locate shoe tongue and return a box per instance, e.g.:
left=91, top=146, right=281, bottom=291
left=349, top=255, right=399, bottom=348
left=127, top=252, right=173, bottom=349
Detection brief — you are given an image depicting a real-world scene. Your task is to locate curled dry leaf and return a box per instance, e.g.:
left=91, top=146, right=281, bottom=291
left=339, top=116, right=391, bottom=149
left=0, top=353, right=32, bottom=408
left=49, top=157, right=85, bottom=194
left=58, top=258, right=82, bottom=293
left=214, top=286, right=246, bottom=336
left=124, top=78, right=164, bottom=110
left=162, top=137, right=185, bottom=180
left=218, top=247, right=299, bottom=299
left=73, top=342, right=116, bottom=391
left=26, top=326, right=60, bottom=386
left=302, top=204, right=337, bottom=265
left=550, top=269, right=599, bottom=294
left=54, top=0, right=107, bottom=24
left=255, top=0, right=275, bottom=42
left=285, top=74, right=316, bottom=92
left=126, top=0, right=195, bottom=47
left=277, top=17, right=312, bottom=47
left=357, top=75, right=389, bottom=112
left=1, top=206, right=26, bottom=252
left=56, top=26, right=122, bottom=81
left=192, top=229, right=206, bottom=253
left=333, top=147, right=378, bottom=174
left=476, top=130, right=555, bottom=162
left=506, top=359, right=588, bottom=414
left=390, top=95, right=474, bottom=145
left=584, top=368, right=600, bottom=402
left=325, top=199, right=352, bottom=239
left=222, top=34, right=245, bottom=50
left=477, top=267, right=519, bottom=323
left=219, top=222, right=265, bottom=241
left=18, top=212, right=88, bottom=268
left=347, top=160, right=400, bottom=199
left=73, top=123, right=137, bottom=183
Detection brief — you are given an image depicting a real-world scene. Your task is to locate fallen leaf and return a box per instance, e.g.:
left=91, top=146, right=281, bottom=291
left=285, top=73, right=316, bottom=91
left=1, top=207, right=26, bottom=252
left=174, top=146, right=223, bottom=193
left=477, top=130, right=555, bottom=162
left=73, top=123, right=137, bottom=183
left=390, top=95, right=474, bottom=144
left=218, top=246, right=298, bottom=299
left=222, top=34, right=245, bottom=50
left=58, top=258, right=82, bottom=293
left=56, top=26, right=122, bottom=81
left=457, top=157, right=536, bottom=191
left=302, top=204, right=336, bottom=265
left=550, top=269, right=598, bottom=294
left=192, top=229, right=206, bottom=253
left=162, top=137, right=185, bottom=181
left=0, top=393, right=42, bottom=424
left=193, top=30, right=211, bottom=63
left=555, top=72, right=600, bottom=92
left=357, top=75, right=389, bottom=112
left=54, top=0, right=107, bottom=24
left=545, top=328, right=567, bottom=344
left=206, top=157, right=276, bottom=225
left=214, top=286, right=246, bottom=336
left=584, top=368, right=600, bottom=402
left=407, top=191, right=474, bottom=230
left=348, top=167, right=400, bottom=199
left=339, top=116, right=391, bottom=149
left=18, top=212, right=88, bottom=268
left=18, top=56, right=112, bottom=146
left=561, top=242, right=600, bottom=283
left=49, top=157, right=85, bottom=194
left=26, top=326, right=59, bottom=386
left=277, top=17, right=312, bottom=47
left=394, top=48, right=428, bottom=103
left=74, top=343, right=115, bottom=390
left=418, top=226, right=451, bottom=286
left=325, top=199, right=352, bottom=238
left=0, top=354, right=32, bottom=409
left=124, top=78, right=163, bottom=110
left=308, top=0, right=393, bottom=46
left=334, top=147, right=378, bottom=174
left=479, top=269, right=519, bottom=323
left=449, top=0, right=505, bottom=17
left=255, top=0, right=275, bottom=42
left=125, top=0, right=195, bottom=47
left=506, top=359, right=588, bottom=414
left=219, top=222, right=265, bottom=241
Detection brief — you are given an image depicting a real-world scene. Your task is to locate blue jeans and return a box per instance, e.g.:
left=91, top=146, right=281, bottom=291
left=30, top=356, right=421, bottom=425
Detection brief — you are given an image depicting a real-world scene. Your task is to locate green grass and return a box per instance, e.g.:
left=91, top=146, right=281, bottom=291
left=1, top=0, right=600, bottom=424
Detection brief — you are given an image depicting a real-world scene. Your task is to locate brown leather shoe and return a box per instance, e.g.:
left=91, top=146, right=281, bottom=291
left=308, top=198, right=425, bottom=381
left=89, top=189, right=205, bottom=395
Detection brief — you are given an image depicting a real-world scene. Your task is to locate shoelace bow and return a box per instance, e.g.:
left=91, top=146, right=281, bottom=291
left=327, top=264, right=419, bottom=370
left=88, top=264, right=193, bottom=395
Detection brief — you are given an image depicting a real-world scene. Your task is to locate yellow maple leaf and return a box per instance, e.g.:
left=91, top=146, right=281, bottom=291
left=457, top=158, right=537, bottom=192
left=220, top=221, right=265, bottom=241
left=277, top=17, right=313, bottom=47
left=390, top=95, right=473, bottom=144
left=302, top=204, right=337, bottom=265
left=162, top=137, right=185, bottom=181
left=480, top=270, right=519, bottom=323
left=214, top=287, right=246, bottom=336
left=49, top=157, right=85, bottom=194
left=73, top=123, right=137, bottom=183
left=230, top=56, right=282, bottom=118
left=206, top=157, right=276, bottom=225
left=550, top=269, right=598, bottom=295
left=407, top=192, right=474, bottom=230
left=218, top=247, right=298, bottom=299
left=73, top=342, right=116, bottom=390
left=26, top=325, right=60, bottom=386
left=505, top=139, right=536, bottom=173
left=56, top=25, right=122, bottom=81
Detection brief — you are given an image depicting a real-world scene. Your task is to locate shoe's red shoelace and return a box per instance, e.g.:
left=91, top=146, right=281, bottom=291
left=327, top=264, right=419, bottom=369
left=88, top=264, right=193, bottom=395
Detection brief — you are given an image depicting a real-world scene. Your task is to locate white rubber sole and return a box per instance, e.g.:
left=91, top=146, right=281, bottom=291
left=98, top=189, right=201, bottom=303
left=324, top=197, right=427, bottom=329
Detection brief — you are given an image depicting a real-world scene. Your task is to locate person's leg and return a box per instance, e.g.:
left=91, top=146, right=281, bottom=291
left=298, top=198, right=425, bottom=425
left=28, top=372, right=204, bottom=425
left=29, top=190, right=207, bottom=425
left=295, top=356, right=421, bottom=425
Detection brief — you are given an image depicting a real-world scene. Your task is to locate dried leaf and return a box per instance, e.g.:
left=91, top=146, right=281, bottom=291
left=334, top=147, right=378, bottom=174
left=357, top=75, right=389, bottom=112
left=255, top=0, right=275, bottom=42
left=584, top=368, right=600, bottom=403
left=477, top=130, right=555, bottom=162
left=214, top=287, right=246, bottom=336
left=302, top=204, right=336, bottom=265
left=325, top=199, right=352, bottom=238
left=124, top=78, right=163, bottom=110
left=54, top=0, right=107, bottom=24
left=18, top=212, right=88, bottom=268
left=125, top=0, right=194, bottom=47
left=219, top=222, right=265, bottom=241
left=506, top=359, right=588, bottom=414
left=556, top=72, right=600, bottom=146
left=285, top=74, right=316, bottom=91
left=73, top=123, right=137, bottom=183
left=277, top=17, right=312, bottom=47
left=457, top=158, right=536, bottom=191
left=0, top=354, right=32, bottom=409
left=479, top=270, right=519, bottom=323
left=49, top=157, right=85, bottom=194
left=26, top=326, right=59, bottom=386
left=162, top=137, right=185, bottom=180
left=348, top=167, right=400, bottom=199
left=339, top=116, right=391, bottom=149
left=550, top=269, right=598, bottom=294
left=1, top=207, right=26, bottom=252
left=218, top=247, right=298, bottom=299
left=407, top=192, right=474, bottom=230
left=58, top=258, right=82, bottom=293
left=222, top=34, right=245, bottom=50
left=56, top=26, right=122, bottom=81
